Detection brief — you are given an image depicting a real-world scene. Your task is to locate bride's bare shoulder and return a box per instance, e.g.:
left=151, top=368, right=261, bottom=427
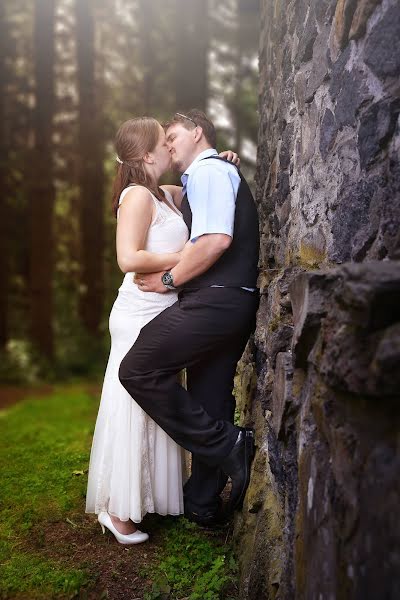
left=119, top=185, right=154, bottom=206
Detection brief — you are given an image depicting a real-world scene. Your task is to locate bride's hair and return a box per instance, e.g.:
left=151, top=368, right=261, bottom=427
left=111, top=117, right=165, bottom=216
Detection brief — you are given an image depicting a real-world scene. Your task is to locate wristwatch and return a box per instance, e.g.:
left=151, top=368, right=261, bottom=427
left=161, top=271, right=176, bottom=290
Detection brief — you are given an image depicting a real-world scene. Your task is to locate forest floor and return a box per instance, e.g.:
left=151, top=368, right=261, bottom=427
left=0, top=384, right=238, bottom=600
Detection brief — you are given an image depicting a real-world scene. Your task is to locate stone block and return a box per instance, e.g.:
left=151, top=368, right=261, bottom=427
left=319, top=261, right=400, bottom=396
left=339, top=260, right=400, bottom=327
left=289, top=270, right=337, bottom=366
left=271, top=351, right=294, bottom=437
left=358, top=99, right=400, bottom=169
left=300, top=101, right=318, bottom=165
left=384, top=158, right=400, bottom=260
left=315, top=0, right=337, bottom=27
left=234, top=345, right=258, bottom=425
left=319, top=108, right=337, bottom=159
left=330, top=0, right=358, bottom=60
left=364, top=3, right=400, bottom=79
left=370, top=323, right=400, bottom=395
left=257, top=268, right=282, bottom=294
left=294, top=70, right=307, bottom=114
left=351, top=223, right=378, bottom=261
left=329, top=45, right=351, bottom=100
left=266, top=323, right=294, bottom=369
left=330, top=177, right=377, bottom=263
left=295, top=6, right=318, bottom=65
left=299, top=228, right=327, bottom=267
left=279, top=122, right=294, bottom=170
left=334, top=69, right=371, bottom=129
left=349, top=0, right=382, bottom=40
left=275, top=172, right=290, bottom=207
left=235, top=406, right=286, bottom=600
left=277, top=196, right=291, bottom=229
left=305, top=25, right=331, bottom=103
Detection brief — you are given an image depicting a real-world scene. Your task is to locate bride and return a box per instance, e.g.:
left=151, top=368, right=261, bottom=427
left=85, top=116, right=239, bottom=544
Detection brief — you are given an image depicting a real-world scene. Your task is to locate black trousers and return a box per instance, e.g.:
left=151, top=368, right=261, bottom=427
left=119, top=287, right=259, bottom=513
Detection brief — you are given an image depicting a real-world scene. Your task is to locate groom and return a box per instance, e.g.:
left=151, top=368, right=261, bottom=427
left=119, top=110, right=259, bottom=526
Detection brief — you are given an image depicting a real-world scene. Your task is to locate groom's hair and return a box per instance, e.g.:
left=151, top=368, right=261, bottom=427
left=165, top=109, right=217, bottom=148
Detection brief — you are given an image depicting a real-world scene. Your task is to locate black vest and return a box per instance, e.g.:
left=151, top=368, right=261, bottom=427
left=180, top=156, right=259, bottom=289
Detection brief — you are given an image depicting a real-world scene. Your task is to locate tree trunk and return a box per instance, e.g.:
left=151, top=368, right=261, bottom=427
left=139, top=0, right=155, bottom=113
left=29, top=0, right=56, bottom=358
left=176, top=0, right=208, bottom=112
left=0, top=2, right=8, bottom=349
left=234, top=0, right=246, bottom=154
left=234, top=0, right=260, bottom=154
left=75, top=0, right=105, bottom=337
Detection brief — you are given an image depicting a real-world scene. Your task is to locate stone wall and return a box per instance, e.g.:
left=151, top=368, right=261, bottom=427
left=234, top=1, right=400, bottom=598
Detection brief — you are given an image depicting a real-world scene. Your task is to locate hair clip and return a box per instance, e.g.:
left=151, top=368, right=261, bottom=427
left=116, top=156, right=123, bottom=164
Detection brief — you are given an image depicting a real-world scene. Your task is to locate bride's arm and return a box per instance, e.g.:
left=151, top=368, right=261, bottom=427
left=161, top=185, right=184, bottom=209
left=116, top=187, right=181, bottom=273
left=161, top=150, right=241, bottom=209
left=219, top=150, right=240, bottom=166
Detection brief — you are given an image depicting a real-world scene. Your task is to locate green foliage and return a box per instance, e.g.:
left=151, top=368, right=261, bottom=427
left=0, top=340, right=43, bottom=384
left=143, top=518, right=238, bottom=600
left=54, top=325, right=109, bottom=379
left=0, top=387, right=96, bottom=597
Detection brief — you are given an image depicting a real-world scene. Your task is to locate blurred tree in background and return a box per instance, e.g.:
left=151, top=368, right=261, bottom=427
left=29, top=0, right=56, bottom=359
left=0, top=0, right=260, bottom=382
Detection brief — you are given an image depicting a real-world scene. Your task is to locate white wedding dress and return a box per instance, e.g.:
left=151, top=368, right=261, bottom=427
left=86, top=186, right=189, bottom=523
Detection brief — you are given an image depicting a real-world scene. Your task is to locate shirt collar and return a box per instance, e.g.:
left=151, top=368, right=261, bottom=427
left=180, top=148, right=218, bottom=189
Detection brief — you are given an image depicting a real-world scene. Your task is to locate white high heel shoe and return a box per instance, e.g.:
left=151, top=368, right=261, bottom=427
left=98, top=512, right=149, bottom=545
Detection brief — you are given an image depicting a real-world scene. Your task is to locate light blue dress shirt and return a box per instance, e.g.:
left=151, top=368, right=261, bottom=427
left=181, top=149, right=256, bottom=292
left=181, top=149, right=240, bottom=242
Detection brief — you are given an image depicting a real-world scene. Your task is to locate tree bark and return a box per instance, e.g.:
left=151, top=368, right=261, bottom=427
left=75, top=0, right=105, bottom=336
left=0, top=1, right=8, bottom=349
left=29, top=0, right=56, bottom=357
left=176, top=0, right=209, bottom=112
left=139, top=0, right=155, bottom=113
left=234, top=0, right=260, bottom=154
left=234, top=0, right=246, bottom=154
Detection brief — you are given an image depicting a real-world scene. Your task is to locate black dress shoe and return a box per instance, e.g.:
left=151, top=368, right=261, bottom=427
left=184, top=505, right=229, bottom=529
left=219, top=427, right=255, bottom=513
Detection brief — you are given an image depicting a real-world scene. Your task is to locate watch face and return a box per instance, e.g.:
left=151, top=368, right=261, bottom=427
left=162, top=272, right=174, bottom=287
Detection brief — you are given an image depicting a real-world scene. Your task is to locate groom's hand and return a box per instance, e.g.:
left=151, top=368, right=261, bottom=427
left=134, top=271, right=168, bottom=293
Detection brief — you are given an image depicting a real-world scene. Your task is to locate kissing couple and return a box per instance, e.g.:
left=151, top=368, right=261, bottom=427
left=86, top=109, right=260, bottom=544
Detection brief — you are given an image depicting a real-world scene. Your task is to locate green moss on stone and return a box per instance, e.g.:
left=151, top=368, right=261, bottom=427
left=299, top=240, right=327, bottom=268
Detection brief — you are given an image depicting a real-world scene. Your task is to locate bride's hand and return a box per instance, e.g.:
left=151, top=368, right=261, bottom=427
left=219, top=150, right=240, bottom=167
left=134, top=271, right=168, bottom=293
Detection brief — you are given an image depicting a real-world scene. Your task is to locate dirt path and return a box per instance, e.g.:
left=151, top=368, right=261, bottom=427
left=0, top=385, right=54, bottom=410
left=0, top=383, right=101, bottom=410
left=38, top=513, right=235, bottom=599
left=40, top=513, right=168, bottom=599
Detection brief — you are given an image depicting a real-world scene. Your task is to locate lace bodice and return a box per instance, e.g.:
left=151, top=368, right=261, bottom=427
left=117, top=185, right=188, bottom=292
left=118, top=185, right=188, bottom=253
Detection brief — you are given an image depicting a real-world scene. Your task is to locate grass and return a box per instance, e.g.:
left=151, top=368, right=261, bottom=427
left=0, top=386, right=96, bottom=598
left=142, top=518, right=238, bottom=600
left=0, top=385, right=239, bottom=599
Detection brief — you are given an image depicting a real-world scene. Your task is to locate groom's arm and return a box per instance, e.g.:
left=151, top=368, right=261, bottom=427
left=135, top=233, right=231, bottom=292
left=136, top=162, right=238, bottom=292
left=171, top=234, right=232, bottom=284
